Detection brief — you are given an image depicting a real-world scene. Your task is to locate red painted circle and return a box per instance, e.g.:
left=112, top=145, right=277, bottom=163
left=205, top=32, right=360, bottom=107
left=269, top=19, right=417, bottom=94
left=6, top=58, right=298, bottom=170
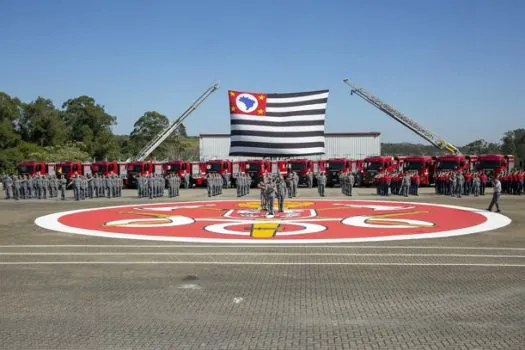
left=34, top=200, right=511, bottom=243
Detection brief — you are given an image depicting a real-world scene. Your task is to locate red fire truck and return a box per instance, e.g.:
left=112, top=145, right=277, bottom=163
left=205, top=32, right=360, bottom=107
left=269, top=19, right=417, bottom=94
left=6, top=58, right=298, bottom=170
left=271, top=160, right=289, bottom=177
left=401, top=156, right=436, bottom=186
left=325, top=158, right=353, bottom=187
left=17, top=161, right=47, bottom=176
left=287, top=159, right=316, bottom=186
left=190, top=162, right=207, bottom=187
left=91, top=161, right=127, bottom=176
left=56, top=161, right=92, bottom=181
left=241, top=159, right=271, bottom=186
left=163, top=161, right=191, bottom=177
left=126, top=160, right=163, bottom=188
left=435, top=154, right=477, bottom=173
left=476, top=154, right=515, bottom=180
left=361, top=156, right=396, bottom=186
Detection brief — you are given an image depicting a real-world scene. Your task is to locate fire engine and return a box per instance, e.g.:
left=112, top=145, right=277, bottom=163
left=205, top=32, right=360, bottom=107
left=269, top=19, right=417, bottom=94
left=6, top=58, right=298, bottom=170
left=17, top=161, right=47, bottom=176
left=271, top=160, right=289, bottom=177
left=361, top=156, right=396, bottom=186
left=190, top=162, right=207, bottom=187
left=91, top=161, right=127, bottom=177
left=435, top=155, right=477, bottom=173
left=163, top=161, right=191, bottom=177
left=401, top=156, right=436, bottom=186
left=241, top=159, right=271, bottom=186
left=476, top=154, right=515, bottom=180
left=325, top=158, right=354, bottom=187
left=126, top=161, right=163, bottom=187
left=287, top=159, right=316, bottom=186
left=56, top=161, right=92, bottom=181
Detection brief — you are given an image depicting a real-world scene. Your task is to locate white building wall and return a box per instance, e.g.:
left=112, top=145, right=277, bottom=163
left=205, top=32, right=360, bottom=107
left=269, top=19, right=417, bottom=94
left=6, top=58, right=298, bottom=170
left=199, top=133, right=381, bottom=161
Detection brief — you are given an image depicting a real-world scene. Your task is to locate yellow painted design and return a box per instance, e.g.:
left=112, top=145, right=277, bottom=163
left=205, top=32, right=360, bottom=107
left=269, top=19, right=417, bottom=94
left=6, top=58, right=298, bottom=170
left=250, top=223, right=280, bottom=238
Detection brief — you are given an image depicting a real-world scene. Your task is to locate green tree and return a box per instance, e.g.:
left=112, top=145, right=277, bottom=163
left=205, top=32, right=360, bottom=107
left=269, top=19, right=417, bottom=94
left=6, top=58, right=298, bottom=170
left=128, top=111, right=186, bottom=160
left=460, top=139, right=501, bottom=155
left=501, top=128, right=525, bottom=164
left=20, top=97, right=68, bottom=146
left=62, top=96, right=117, bottom=159
left=0, top=92, right=22, bottom=149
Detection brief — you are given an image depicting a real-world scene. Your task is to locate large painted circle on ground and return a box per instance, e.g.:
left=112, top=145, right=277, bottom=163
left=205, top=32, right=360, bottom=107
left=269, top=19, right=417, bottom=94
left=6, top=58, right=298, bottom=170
left=34, top=200, right=511, bottom=243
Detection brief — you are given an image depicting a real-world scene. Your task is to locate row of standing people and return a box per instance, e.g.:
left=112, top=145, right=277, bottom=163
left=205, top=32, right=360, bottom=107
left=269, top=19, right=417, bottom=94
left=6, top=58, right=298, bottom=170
left=374, top=172, right=418, bottom=197
left=2, top=174, right=65, bottom=200
left=71, top=174, right=124, bottom=201
left=435, top=171, right=486, bottom=197
left=499, top=171, right=524, bottom=195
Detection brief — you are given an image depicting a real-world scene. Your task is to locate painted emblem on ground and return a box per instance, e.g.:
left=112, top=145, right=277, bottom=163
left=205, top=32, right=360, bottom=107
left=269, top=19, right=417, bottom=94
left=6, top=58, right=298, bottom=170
left=34, top=200, right=511, bottom=243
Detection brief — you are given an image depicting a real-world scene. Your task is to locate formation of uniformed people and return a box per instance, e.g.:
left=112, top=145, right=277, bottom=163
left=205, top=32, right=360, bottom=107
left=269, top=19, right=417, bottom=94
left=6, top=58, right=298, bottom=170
left=166, top=174, right=181, bottom=198
left=2, top=174, right=62, bottom=200
left=339, top=171, right=355, bottom=196
left=285, top=171, right=298, bottom=198
left=236, top=173, right=252, bottom=197
left=71, top=173, right=124, bottom=201
left=317, top=171, right=327, bottom=197
left=256, top=173, right=287, bottom=215
left=435, top=171, right=486, bottom=197
left=374, top=171, right=416, bottom=197
left=206, top=173, right=223, bottom=197
left=135, top=173, right=166, bottom=199
left=499, top=170, right=524, bottom=195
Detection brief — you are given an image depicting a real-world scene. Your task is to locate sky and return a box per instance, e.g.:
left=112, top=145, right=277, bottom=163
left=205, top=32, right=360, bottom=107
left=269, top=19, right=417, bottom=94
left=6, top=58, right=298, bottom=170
left=1, top=0, right=524, bottom=146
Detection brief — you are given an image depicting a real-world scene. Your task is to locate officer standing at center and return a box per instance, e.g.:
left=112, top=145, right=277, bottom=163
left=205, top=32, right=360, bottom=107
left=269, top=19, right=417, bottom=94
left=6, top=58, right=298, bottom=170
left=276, top=174, right=286, bottom=212
left=317, top=171, right=326, bottom=197
left=487, top=176, right=502, bottom=212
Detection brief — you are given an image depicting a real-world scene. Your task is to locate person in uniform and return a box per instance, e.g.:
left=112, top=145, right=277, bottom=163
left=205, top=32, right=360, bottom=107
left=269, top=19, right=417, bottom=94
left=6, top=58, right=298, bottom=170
left=456, top=171, right=464, bottom=198
left=59, top=175, right=67, bottom=200
left=13, top=176, right=20, bottom=200
left=317, top=171, right=326, bottom=197
left=72, top=174, right=80, bottom=201
left=265, top=177, right=276, bottom=216
left=285, top=173, right=293, bottom=198
left=472, top=174, right=481, bottom=197
left=276, top=174, right=286, bottom=212
left=307, top=169, right=313, bottom=189
left=291, top=171, right=298, bottom=197
left=183, top=170, right=190, bottom=189
left=487, top=176, right=502, bottom=212
left=5, top=176, right=13, bottom=199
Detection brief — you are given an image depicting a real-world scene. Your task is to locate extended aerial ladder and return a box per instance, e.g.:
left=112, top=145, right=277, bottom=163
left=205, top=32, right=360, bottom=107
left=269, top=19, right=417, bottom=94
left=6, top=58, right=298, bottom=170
left=127, top=82, right=220, bottom=162
left=342, top=78, right=460, bottom=154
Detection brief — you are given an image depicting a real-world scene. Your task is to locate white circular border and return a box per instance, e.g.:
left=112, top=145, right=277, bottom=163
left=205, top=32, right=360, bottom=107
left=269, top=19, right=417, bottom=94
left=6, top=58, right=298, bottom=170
left=34, top=199, right=512, bottom=244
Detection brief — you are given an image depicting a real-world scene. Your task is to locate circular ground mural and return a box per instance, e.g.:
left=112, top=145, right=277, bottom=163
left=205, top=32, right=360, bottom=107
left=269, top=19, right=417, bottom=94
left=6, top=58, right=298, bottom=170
left=34, top=200, right=511, bottom=243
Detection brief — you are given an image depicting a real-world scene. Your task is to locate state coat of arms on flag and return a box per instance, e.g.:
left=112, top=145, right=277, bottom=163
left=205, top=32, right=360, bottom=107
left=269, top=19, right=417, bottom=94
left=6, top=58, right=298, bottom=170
left=228, top=89, right=329, bottom=157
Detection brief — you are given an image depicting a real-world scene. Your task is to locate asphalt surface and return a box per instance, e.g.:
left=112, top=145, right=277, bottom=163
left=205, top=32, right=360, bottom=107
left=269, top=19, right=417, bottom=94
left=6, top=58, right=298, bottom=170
left=1, top=187, right=524, bottom=349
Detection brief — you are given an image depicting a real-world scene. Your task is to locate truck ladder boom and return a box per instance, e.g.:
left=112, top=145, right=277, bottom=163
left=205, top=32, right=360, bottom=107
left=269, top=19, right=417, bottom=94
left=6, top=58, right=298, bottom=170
left=130, top=82, right=220, bottom=162
left=342, top=78, right=460, bottom=154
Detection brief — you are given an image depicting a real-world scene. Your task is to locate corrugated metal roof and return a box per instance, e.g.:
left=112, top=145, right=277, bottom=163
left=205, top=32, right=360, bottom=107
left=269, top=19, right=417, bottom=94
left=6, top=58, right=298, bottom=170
left=199, top=133, right=381, bottom=161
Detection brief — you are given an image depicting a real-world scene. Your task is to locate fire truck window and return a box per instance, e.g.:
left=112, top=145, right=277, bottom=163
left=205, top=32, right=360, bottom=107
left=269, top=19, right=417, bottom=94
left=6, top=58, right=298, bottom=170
left=36, top=165, right=41, bottom=171
left=223, top=164, right=228, bottom=170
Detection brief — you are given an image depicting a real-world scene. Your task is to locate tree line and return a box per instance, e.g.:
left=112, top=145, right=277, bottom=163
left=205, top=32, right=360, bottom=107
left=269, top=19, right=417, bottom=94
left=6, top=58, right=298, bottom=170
left=1, top=91, right=524, bottom=173
left=0, top=92, right=197, bottom=173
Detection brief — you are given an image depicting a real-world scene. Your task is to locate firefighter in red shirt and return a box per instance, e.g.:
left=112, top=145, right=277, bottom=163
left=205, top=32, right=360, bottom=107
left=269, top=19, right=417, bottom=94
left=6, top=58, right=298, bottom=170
left=518, top=171, right=524, bottom=195
left=480, top=171, right=487, bottom=196
left=384, top=172, right=391, bottom=196
left=411, top=172, right=420, bottom=196
left=464, top=171, right=473, bottom=195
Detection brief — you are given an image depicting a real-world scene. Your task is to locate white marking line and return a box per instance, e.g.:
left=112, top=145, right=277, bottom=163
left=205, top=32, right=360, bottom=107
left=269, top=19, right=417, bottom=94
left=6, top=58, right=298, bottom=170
left=0, top=252, right=524, bottom=258
left=0, top=261, right=524, bottom=267
left=1, top=245, right=524, bottom=251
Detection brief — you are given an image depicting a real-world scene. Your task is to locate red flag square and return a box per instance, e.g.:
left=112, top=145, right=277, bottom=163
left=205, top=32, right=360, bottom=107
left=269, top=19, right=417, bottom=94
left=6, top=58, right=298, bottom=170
left=229, top=90, right=267, bottom=116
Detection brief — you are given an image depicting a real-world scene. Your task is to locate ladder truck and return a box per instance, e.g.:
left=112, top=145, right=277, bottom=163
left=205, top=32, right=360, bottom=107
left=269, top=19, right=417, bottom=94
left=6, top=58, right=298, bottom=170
left=342, top=78, right=461, bottom=155
left=126, top=82, right=219, bottom=187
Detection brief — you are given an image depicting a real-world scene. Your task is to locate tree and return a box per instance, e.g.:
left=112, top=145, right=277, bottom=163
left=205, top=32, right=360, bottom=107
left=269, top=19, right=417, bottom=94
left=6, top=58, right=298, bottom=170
left=20, top=97, right=68, bottom=147
left=501, top=128, right=525, bottom=162
left=460, top=139, right=501, bottom=155
left=62, top=96, right=117, bottom=160
left=0, top=92, right=22, bottom=149
left=128, top=111, right=186, bottom=160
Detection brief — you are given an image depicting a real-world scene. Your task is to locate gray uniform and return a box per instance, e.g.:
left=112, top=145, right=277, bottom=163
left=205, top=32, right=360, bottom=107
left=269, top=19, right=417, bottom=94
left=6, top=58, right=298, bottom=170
left=276, top=176, right=286, bottom=212
left=265, top=181, right=276, bottom=215
left=488, top=179, right=501, bottom=212
left=317, top=173, right=326, bottom=197
left=60, top=176, right=67, bottom=200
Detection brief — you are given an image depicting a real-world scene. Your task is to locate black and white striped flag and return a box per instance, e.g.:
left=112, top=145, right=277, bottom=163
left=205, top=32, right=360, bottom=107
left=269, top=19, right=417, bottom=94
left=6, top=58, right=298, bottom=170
left=228, top=89, right=328, bottom=157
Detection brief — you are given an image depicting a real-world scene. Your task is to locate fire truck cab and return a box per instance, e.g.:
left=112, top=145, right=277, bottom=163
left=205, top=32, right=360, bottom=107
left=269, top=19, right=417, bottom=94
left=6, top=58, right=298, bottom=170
left=325, top=158, right=352, bottom=187
left=163, top=161, right=191, bottom=178
left=17, top=161, right=47, bottom=176
left=271, top=160, right=289, bottom=177
left=435, top=154, right=477, bottom=173
left=287, top=159, right=316, bottom=186
left=126, top=161, right=163, bottom=188
left=362, top=156, right=395, bottom=186
left=56, top=161, right=91, bottom=181
left=402, top=156, right=436, bottom=186
left=476, top=154, right=515, bottom=179
left=241, top=159, right=271, bottom=186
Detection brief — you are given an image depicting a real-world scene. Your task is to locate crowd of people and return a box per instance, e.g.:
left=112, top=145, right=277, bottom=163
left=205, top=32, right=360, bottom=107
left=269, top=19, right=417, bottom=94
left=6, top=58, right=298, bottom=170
left=1, top=174, right=64, bottom=200
left=373, top=171, right=419, bottom=197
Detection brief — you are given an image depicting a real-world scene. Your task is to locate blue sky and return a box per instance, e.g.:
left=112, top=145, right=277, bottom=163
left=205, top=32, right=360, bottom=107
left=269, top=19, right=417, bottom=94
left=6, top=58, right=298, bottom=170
left=1, top=0, right=524, bottom=145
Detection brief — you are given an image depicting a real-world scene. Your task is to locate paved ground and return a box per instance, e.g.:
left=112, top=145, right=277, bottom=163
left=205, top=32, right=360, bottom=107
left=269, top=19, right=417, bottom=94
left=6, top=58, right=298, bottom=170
left=1, top=187, right=524, bottom=349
